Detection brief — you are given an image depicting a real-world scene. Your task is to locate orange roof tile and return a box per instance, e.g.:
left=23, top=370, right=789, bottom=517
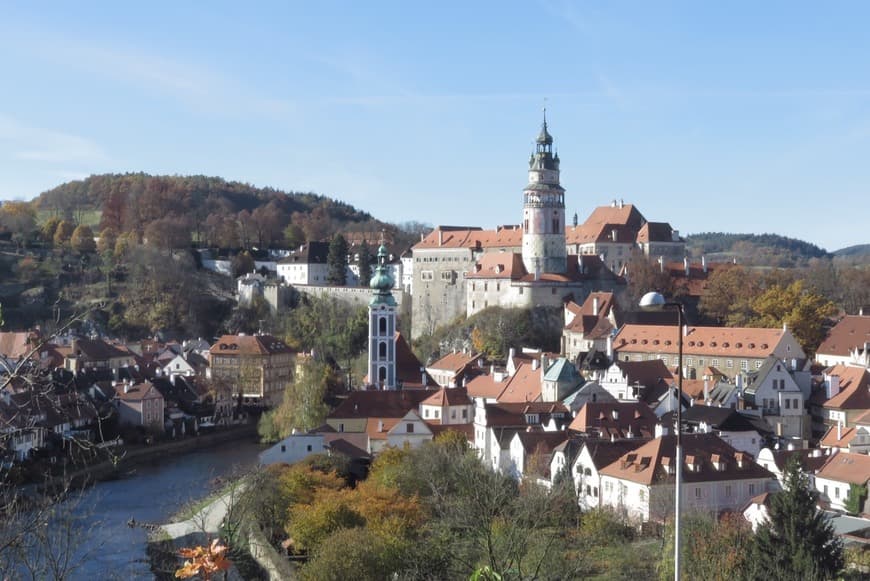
left=496, top=363, right=542, bottom=403
left=427, top=352, right=481, bottom=375
left=467, top=374, right=509, bottom=399
left=816, top=452, right=870, bottom=485
left=613, top=324, right=793, bottom=359
left=817, top=315, right=870, bottom=358
left=421, top=387, right=472, bottom=407
left=209, top=334, right=293, bottom=356
left=822, top=365, right=870, bottom=411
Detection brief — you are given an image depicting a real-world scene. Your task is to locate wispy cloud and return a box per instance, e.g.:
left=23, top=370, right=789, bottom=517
left=0, top=114, right=107, bottom=164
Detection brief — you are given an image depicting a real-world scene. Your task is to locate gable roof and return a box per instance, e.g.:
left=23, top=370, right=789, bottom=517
left=427, top=351, right=482, bottom=375
left=817, top=315, right=870, bottom=358
left=743, top=356, right=800, bottom=397
left=467, top=373, right=509, bottom=399
left=495, top=362, right=542, bottom=403
left=277, top=241, right=329, bottom=264
left=421, top=387, right=472, bottom=407
left=0, top=331, right=40, bottom=360
left=412, top=226, right=522, bottom=251
left=569, top=401, right=657, bottom=439
left=394, top=332, right=436, bottom=388
left=580, top=438, right=650, bottom=471
left=823, top=365, right=870, bottom=411
left=209, top=334, right=294, bottom=356
left=71, top=338, right=131, bottom=361
left=330, top=390, right=434, bottom=420
left=613, top=324, right=800, bottom=359
left=482, top=401, right=570, bottom=428
left=466, top=252, right=527, bottom=280
left=600, top=433, right=773, bottom=486
left=816, top=452, right=870, bottom=485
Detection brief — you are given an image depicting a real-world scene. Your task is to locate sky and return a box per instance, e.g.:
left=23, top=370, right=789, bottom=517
left=1, top=1, right=869, bottom=252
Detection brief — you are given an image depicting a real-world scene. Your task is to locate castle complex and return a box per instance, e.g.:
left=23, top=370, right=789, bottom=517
left=410, top=116, right=685, bottom=339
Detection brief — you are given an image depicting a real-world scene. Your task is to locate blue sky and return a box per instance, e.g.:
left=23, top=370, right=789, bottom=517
left=1, top=1, right=869, bottom=251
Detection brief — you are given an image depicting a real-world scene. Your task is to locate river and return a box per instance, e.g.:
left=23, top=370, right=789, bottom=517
left=63, top=437, right=264, bottom=580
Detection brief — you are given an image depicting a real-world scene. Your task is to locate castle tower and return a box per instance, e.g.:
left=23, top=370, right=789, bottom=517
left=368, top=243, right=397, bottom=390
left=521, top=111, right=567, bottom=276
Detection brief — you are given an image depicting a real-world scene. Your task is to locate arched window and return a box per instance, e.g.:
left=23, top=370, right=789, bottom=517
left=378, top=366, right=387, bottom=383
left=379, top=341, right=387, bottom=358
left=379, top=317, right=387, bottom=334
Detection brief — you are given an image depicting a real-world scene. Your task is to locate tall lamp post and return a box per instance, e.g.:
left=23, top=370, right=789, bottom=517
left=638, top=291, right=685, bottom=581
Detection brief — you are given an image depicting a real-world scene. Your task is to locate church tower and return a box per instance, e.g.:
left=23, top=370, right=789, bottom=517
left=521, top=111, right=567, bottom=276
left=367, top=243, right=397, bottom=390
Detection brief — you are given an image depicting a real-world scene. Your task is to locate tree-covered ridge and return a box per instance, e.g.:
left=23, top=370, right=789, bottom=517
left=686, top=232, right=831, bottom=267
left=32, top=173, right=385, bottom=248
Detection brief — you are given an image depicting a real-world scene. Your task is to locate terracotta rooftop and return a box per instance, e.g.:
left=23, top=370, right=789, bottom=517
left=0, top=331, right=40, bottom=360
left=413, top=226, right=522, bottom=250
left=816, top=451, right=870, bottom=485
left=600, top=433, right=773, bottom=486
left=569, top=401, right=658, bottom=440
left=421, top=387, right=473, bottom=407
left=466, top=252, right=527, bottom=280
left=823, top=365, right=870, bottom=411
left=495, top=362, right=542, bottom=403
left=330, top=390, right=434, bottom=420
left=426, top=351, right=482, bottom=375
left=209, top=334, right=294, bottom=356
left=613, top=324, right=799, bottom=359
left=817, top=315, right=870, bottom=358
left=466, top=373, right=509, bottom=400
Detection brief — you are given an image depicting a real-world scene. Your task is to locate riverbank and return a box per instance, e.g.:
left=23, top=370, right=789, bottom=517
left=42, top=423, right=260, bottom=493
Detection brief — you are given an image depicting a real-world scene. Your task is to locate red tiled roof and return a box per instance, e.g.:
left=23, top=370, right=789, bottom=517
left=817, top=315, right=870, bottom=358
left=395, top=332, right=436, bottom=388
left=496, top=362, right=542, bottom=403
left=421, top=387, right=472, bottom=407
left=413, top=226, right=523, bottom=250
left=466, top=252, right=527, bottom=280
left=600, top=433, right=773, bottom=486
left=467, top=373, right=509, bottom=399
left=822, top=365, right=870, bottom=411
left=209, top=334, right=293, bottom=356
left=636, top=222, right=677, bottom=243
left=820, top=424, right=858, bottom=448
left=114, top=380, right=162, bottom=402
left=569, top=402, right=657, bottom=439
left=427, top=352, right=482, bottom=375
left=613, top=324, right=794, bottom=358
left=330, top=390, right=434, bottom=420
left=816, top=451, right=870, bottom=485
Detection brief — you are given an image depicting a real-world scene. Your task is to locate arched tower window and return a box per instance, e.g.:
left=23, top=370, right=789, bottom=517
left=379, top=317, right=387, bottom=334
left=378, top=341, right=387, bottom=358
left=378, top=366, right=387, bottom=383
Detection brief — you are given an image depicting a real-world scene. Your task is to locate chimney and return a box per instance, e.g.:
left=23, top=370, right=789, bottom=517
left=827, top=374, right=840, bottom=399
left=509, top=347, right=516, bottom=361
left=592, top=296, right=600, bottom=317
left=532, top=359, right=539, bottom=371
left=611, top=229, right=618, bottom=242
left=655, top=422, right=667, bottom=438
left=701, top=255, right=707, bottom=273
left=703, top=379, right=710, bottom=403
left=837, top=420, right=842, bottom=442
left=606, top=334, right=614, bottom=358
left=658, top=256, right=664, bottom=273
left=684, top=257, right=689, bottom=276
left=541, top=354, right=549, bottom=373
left=438, top=229, right=443, bottom=246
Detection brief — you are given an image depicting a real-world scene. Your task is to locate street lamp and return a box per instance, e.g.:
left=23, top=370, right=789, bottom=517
left=638, top=291, right=684, bottom=581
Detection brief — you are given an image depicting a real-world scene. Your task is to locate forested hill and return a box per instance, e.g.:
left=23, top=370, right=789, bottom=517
left=33, top=173, right=392, bottom=249
left=686, top=232, right=831, bottom=267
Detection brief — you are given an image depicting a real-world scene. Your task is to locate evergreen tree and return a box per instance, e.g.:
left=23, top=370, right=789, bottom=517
left=327, top=234, right=349, bottom=286
left=357, top=240, right=372, bottom=286
left=752, top=456, right=843, bottom=580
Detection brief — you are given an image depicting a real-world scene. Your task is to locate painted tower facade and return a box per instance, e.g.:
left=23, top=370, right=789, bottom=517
left=368, top=243, right=397, bottom=390
left=521, top=113, right=567, bottom=276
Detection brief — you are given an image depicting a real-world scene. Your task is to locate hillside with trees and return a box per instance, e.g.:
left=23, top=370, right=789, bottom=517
left=31, top=173, right=409, bottom=250
left=686, top=232, right=831, bottom=267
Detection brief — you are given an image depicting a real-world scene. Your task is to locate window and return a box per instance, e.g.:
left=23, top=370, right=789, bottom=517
left=725, top=485, right=732, bottom=497
left=785, top=399, right=791, bottom=409
left=639, top=489, right=646, bottom=501
left=424, top=409, right=429, bottom=418
left=519, top=287, right=524, bottom=295
left=462, top=409, right=468, bottom=419
left=741, top=360, right=748, bottom=370
left=835, top=487, right=840, bottom=499
left=726, top=359, right=733, bottom=368
left=434, top=410, right=440, bottom=419
left=695, top=487, right=702, bottom=498
left=686, top=358, right=693, bottom=367
left=407, top=423, right=414, bottom=433
left=749, top=483, right=756, bottom=494
left=306, top=445, right=312, bottom=452
left=824, top=485, right=828, bottom=496
left=379, top=317, right=387, bottom=333
left=711, top=359, right=719, bottom=367
left=378, top=342, right=387, bottom=358
left=339, top=423, right=345, bottom=433
left=755, top=361, right=763, bottom=369
left=281, top=444, right=286, bottom=452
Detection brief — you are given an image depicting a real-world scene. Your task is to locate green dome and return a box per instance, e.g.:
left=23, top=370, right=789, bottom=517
left=369, top=243, right=397, bottom=306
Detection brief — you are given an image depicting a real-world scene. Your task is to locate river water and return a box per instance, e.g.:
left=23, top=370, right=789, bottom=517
left=65, top=438, right=264, bottom=580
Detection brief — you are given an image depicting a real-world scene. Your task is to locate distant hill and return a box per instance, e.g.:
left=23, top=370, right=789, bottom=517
left=686, top=232, right=831, bottom=267
left=31, top=173, right=415, bottom=249
left=833, top=244, right=870, bottom=266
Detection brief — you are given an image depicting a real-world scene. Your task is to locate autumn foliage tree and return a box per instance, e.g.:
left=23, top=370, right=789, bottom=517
left=53, top=220, right=76, bottom=248
left=749, top=280, right=837, bottom=354
left=70, top=224, right=96, bottom=254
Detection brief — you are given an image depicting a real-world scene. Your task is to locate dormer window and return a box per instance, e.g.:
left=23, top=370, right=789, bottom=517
left=525, top=413, right=540, bottom=424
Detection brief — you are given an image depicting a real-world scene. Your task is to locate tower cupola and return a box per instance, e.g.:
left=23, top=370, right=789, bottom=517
left=521, top=110, right=567, bottom=276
